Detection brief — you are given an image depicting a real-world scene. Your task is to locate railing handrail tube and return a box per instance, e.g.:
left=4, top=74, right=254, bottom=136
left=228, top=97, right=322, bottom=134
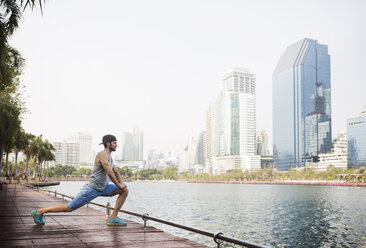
left=22, top=183, right=269, bottom=248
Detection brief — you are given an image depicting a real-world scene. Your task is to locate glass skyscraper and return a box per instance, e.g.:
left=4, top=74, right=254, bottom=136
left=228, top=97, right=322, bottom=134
left=347, top=107, right=366, bottom=169
left=273, top=38, right=332, bottom=170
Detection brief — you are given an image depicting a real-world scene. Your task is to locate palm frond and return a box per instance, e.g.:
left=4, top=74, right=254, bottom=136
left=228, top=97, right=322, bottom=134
left=20, top=0, right=44, bottom=14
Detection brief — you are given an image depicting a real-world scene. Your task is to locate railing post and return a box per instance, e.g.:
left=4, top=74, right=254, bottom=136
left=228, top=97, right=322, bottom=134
left=142, top=213, right=149, bottom=229
left=106, top=202, right=111, bottom=217
left=54, top=190, right=57, bottom=197
left=214, top=232, right=223, bottom=248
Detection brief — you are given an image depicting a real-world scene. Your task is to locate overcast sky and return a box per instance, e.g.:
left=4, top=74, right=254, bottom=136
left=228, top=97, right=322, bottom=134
left=10, top=0, right=366, bottom=156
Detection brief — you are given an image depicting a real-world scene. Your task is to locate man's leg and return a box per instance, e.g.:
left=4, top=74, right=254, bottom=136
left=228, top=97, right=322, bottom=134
left=37, top=205, right=72, bottom=215
left=109, top=187, right=129, bottom=219
left=31, top=184, right=98, bottom=225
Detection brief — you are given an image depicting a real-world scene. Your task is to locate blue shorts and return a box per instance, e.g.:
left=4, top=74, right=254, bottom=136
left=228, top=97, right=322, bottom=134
left=67, top=183, right=119, bottom=210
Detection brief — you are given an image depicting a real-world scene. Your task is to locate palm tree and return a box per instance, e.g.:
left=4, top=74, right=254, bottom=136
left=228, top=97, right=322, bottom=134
left=0, top=92, right=21, bottom=177
left=22, top=132, right=35, bottom=179
left=13, top=127, right=27, bottom=176
left=38, top=139, right=55, bottom=180
left=30, top=134, right=42, bottom=179
left=1, top=0, right=44, bottom=91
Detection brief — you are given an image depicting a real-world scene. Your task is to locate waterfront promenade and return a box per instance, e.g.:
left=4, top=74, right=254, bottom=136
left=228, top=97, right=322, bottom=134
left=0, top=183, right=207, bottom=247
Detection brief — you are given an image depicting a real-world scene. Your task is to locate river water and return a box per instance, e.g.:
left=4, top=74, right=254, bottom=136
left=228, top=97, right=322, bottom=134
left=44, top=181, right=366, bottom=248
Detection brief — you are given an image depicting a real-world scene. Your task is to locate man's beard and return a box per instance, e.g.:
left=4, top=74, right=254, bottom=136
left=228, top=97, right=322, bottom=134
left=109, top=147, right=116, bottom=152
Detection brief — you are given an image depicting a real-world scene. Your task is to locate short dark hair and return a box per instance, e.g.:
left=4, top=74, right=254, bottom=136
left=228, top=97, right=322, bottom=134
left=100, top=134, right=117, bottom=148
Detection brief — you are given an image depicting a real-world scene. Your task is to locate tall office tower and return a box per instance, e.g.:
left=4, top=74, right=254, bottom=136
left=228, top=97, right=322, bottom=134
left=195, top=131, right=206, bottom=170
left=256, top=130, right=268, bottom=156
left=213, top=67, right=260, bottom=174
left=67, top=133, right=93, bottom=165
left=204, top=103, right=215, bottom=174
left=122, top=125, right=143, bottom=161
left=179, top=133, right=206, bottom=174
left=273, top=38, right=332, bottom=171
left=347, top=106, right=366, bottom=169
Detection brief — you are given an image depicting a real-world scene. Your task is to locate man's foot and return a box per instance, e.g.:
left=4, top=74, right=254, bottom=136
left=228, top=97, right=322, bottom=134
left=107, top=217, right=127, bottom=226
left=31, top=209, right=45, bottom=225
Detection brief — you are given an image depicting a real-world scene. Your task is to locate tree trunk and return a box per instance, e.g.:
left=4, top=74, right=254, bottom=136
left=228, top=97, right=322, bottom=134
left=26, top=154, right=29, bottom=178
left=40, top=160, right=42, bottom=179
left=0, top=147, right=3, bottom=178
left=34, top=157, right=37, bottom=179
left=5, top=152, right=9, bottom=177
left=15, top=150, right=18, bottom=176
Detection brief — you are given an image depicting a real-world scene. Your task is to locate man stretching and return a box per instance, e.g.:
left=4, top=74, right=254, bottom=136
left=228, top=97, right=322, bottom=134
left=31, top=134, right=129, bottom=226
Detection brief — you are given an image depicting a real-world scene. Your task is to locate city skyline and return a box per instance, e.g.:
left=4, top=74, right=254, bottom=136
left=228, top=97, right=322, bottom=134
left=10, top=0, right=366, bottom=154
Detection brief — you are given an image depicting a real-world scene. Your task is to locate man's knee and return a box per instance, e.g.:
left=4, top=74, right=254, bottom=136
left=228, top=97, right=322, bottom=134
left=119, top=187, right=129, bottom=196
left=65, top=206, right=73, bottom=212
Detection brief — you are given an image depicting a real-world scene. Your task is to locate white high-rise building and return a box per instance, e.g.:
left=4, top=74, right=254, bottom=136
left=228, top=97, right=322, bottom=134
left=122, top=125, right=143, bottom=161
left=67, top=133, right=93, bottom=165
left=52, top=142, right=66, bottom=165
left=205, top=103, right=215, bottom=174
left=256, top=130, right=269, bottom=156
left=179, top=133, right=205, bottom=174
left=66, top=142, right=79, bottom=167
left=210, top=67, right=260, bottom=174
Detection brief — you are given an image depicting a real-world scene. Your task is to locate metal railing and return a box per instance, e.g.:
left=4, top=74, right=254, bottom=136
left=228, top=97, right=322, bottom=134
left=23, top=183, right=269, bottom=248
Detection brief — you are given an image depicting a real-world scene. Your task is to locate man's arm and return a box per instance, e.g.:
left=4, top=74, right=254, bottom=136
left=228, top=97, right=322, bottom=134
left=113, top=166, right=127, bottom=189
left=98, top=153, right=124, bottom=189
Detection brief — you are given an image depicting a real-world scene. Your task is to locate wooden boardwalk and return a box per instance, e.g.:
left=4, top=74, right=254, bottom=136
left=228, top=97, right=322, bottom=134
left=0, top=183, right=208, bottom=248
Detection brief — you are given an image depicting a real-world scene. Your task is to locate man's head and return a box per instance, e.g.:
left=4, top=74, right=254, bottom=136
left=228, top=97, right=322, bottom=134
left=100, top=134, right=117, bottom=151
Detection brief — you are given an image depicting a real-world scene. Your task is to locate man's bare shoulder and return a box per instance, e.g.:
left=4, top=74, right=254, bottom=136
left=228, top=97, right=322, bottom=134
left=95, top=151, right=108, bottom=163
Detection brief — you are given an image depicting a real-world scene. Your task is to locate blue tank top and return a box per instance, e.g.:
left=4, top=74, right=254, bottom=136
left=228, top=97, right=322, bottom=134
left=88, top=151, right=114, bottom=192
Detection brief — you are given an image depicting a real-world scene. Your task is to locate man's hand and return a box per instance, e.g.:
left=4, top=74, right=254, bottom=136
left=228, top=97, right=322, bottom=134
left=119, top=182, right=127, bottom=190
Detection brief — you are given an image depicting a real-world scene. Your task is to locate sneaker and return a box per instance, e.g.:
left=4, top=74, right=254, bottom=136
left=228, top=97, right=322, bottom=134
left=31, top=209, right=45, bottom=225
left=107, top=217, right=127, bottom=226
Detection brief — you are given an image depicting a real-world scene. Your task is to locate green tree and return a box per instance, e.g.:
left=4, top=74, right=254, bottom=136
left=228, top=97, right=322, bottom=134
left=29, top=135, right=42, bottom=178
left=225, top=169, right=244, bottom=181
left=1, top=1, right=44, bottom=90
left=0, top=92, right=21, bottom=177
left=72, top=168, right=92, bottom=177
left=38, top=139, right=55, bottom=178
left=13, top=127, right=27, bottom=176
left=117, top=166, right=133, bottom=179
left=22, top=132, right=35, bottom=178
left=163, top=166, right=178, bottom=180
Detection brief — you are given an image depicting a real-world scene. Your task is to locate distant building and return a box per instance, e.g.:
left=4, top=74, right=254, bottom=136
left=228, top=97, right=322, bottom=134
left=122, top=126, right=143, bottom=161
left=67, top=132, right=93, bottom=165
left=66, top=142, right=79, bottom=167
left=52, top=142, right=66, bottom=165
left=307, top=132, right=347, bottom=171
left=205, top=103, right=215, bottom=174
left=51, top=132, right=92, bottom=167
left=256, top=130, right=269, bottom=156
left=210, top=67, right=260, bottom=174
left=179, top=133, right=205, bottom=174
left=273, top=38, right=332, bottom=170
left=148, top=150, right=165, bottom=169
left=214, top=155, right=261, bottom=174
left=260, top=156, right=273, bottom=169
left=347, top=107, right=366, bottom=169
